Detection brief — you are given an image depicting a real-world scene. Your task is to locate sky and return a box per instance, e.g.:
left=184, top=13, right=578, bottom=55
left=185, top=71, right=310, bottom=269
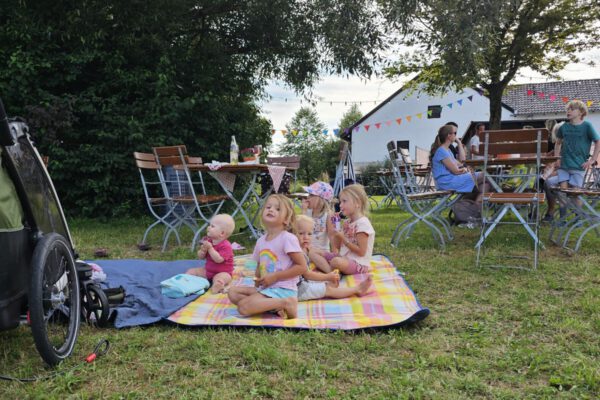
left=259, top=48, right=600, bottom=152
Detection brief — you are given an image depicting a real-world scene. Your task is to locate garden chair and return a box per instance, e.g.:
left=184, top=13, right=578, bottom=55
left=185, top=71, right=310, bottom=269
left=475, top=128, right=548, bottom=270
left=386, top=141, right=454, bottom=249
left=152, top=145, right=229, bottom=250
left=133, top=152, right=181, bottom=251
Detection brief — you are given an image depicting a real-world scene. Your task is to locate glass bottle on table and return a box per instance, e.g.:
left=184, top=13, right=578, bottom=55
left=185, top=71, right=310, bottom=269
left=230, top=136, right=239, bottom=165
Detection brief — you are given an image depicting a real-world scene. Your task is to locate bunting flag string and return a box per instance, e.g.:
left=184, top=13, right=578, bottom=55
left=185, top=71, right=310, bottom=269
left=270, top=91, right=486, bottom=136
left=525, top=89, right=597, bottom=108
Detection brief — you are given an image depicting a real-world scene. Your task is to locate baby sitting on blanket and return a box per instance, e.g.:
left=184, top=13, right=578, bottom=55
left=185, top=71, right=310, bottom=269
left=186, top=214, right=235, bottom=294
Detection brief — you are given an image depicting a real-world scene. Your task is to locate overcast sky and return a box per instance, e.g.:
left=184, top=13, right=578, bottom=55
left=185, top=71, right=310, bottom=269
left=260, top=48, right=600, bottom=150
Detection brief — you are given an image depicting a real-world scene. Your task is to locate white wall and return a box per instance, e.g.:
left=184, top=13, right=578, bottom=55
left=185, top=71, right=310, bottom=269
left=351, top=87, right=515, bottom=169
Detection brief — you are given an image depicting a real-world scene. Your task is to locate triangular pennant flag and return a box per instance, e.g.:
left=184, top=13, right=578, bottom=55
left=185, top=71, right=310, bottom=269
left=322, top=129, right=328, bottom=135
left=334, top=129, right=340, bottom=136
left=364, top=124, right=371, bottom=131
left=292, top=129, right=298, bottom=136
left=375, top=122, right=381, bottom=129
left=344, top=128, right=349, bottom=134
left=527, top=89, right=534, bottom=96
left=587, top=100, right=593, bottom=107
left=416, top=113, right=423, bottom=119
left=396, top=118, right=402, bottom=125
left=447, top=103, right=453, bottom=109
left=281, top=130, right=287, bottom=135
left=427, top=110, right=432, bottom=116
left=549, top=94, right=557, bottom=101
left=385, top=120, right=392, bottom=126
left=562, top=97, right=569, bottom=103
left=467, top=95, right=473, bottom=102
left=271, top=129, right=276, bottom=135
left=457, top=99, right=463, bottom=106
left=537, top=92, right=545, bottom=99
left=406, top=116, right=412, bottom=122
left=353, top=126, right=360, bottom=132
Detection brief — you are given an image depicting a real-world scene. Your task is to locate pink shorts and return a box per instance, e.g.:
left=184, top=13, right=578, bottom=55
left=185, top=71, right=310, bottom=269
left=323, top=252, right=369, bottom=275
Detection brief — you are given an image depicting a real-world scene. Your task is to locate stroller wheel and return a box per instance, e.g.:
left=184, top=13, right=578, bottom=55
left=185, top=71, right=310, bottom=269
left=29, top=233, right=81, bottom=366
left=82, top=284, right=110, bottom=327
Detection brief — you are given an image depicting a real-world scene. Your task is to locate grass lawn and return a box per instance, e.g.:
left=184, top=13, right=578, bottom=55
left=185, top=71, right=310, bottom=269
left=1, top=202, right=599, bottom=399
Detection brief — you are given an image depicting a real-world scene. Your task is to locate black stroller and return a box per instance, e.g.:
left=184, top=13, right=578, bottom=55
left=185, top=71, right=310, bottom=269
left=0, top=99, right=112, bottom=366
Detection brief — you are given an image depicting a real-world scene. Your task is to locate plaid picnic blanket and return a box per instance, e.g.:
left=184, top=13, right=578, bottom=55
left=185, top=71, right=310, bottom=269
left=168, top=254, right=429, bottom=330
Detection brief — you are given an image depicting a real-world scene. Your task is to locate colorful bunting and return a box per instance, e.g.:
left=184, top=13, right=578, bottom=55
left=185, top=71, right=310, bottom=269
left=396, top=118, right=402, bottom=125
left=427, top=110, right=432, bottom=116
left=364, top=124, right=371, bottom=131
left=527, top=89, right=534, bottom=96
left=549, top=95, right=557, bottom=101
left=457, top=99, right=463, bottom=106
left=467, top=95, right=473, bottom=102
left=385, top=120, right=392, bottom=126
left=587, top=100, right=594, bottom=107
left=416, top=113, right=423, bottom=119
left=447, top=103, right=453, bottom=109
left=375, top=122, right=381, bottom=129
left=406, top=116, right=412, bottom=122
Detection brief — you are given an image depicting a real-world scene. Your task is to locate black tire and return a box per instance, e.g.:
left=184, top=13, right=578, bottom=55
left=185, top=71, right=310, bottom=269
left=29, top=233, right=80, bottom=366
left=82, top=284, right=110, bottom=327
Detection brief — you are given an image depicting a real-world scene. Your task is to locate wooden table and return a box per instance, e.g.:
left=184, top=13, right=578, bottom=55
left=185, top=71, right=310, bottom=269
left=190, top=163, right=286, bottom=239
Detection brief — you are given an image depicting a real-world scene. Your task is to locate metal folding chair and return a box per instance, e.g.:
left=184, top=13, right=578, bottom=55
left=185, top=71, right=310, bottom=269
left=475, top=129, right=548, bottom=270
left=152, top=145, right=229, bottom=250
left=133, top=152, right=181, bottom=251
left=386, top=141, right=454, bottom=248
left=549, top=187, right=600, bottom=254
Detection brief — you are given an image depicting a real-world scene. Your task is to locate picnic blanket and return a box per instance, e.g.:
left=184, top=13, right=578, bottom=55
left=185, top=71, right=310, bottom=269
left=168, top=254, right=429, bottom=330
left=93, top=259, right=205, bottom=328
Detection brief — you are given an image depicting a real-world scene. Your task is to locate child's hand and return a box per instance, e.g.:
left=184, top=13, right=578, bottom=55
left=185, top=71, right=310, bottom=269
left=200, top=241, right=211, bottom=252
left=333, top=231, right=345, bottom=242
left=256, top=273, right=278, bottom=288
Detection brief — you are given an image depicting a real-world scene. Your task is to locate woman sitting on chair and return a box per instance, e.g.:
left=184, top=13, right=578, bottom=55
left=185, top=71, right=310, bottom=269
left=430, top=124, right=487, bottom=202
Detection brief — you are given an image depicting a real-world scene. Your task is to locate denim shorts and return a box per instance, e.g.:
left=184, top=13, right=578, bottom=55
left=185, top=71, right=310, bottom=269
left=259, top=287, right=297, bottom=299
left=546, top=169, right=585, bottom=188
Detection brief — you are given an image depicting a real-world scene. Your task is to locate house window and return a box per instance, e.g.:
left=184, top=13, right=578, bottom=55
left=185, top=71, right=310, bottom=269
left=428, top=105, right=442, bottom=119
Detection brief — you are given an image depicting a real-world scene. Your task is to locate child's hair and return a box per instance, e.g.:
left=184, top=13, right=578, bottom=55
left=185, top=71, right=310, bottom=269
left=213, top=214, right=235, bottom=236
left=262, top=194, right=296, bottom=232
left=566, top=99, right=588, bottom=117
left=340, top=184, right=369, bottom=216
left=310, top=196, right=332, bottom=218
left=295, top=214, right=314, bottom=231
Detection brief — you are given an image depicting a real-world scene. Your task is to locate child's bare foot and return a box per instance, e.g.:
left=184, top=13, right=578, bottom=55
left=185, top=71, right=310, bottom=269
left=210, top=281, right=225, bottom=294
left=356, top=275, right=373, bottom=297
left=328, top=271, right=340, bottom=288
left=279, top=297, right=298, bottom=319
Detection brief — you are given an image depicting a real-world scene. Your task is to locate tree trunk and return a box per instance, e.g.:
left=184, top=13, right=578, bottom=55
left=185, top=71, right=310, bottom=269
left=487, top=83, right=506, bottom=130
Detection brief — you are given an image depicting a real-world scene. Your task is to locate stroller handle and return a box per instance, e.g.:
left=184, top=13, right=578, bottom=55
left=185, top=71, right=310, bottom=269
left=0, top=98, right=13, bottom=146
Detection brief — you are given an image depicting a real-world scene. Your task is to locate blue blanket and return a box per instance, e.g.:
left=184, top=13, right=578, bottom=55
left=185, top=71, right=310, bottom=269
left=92, top=259, right=203, bottom=328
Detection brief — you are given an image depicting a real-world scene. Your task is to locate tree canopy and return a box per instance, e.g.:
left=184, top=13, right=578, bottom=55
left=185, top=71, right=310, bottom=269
left=0, top=0, right=386, bottom=216
left=380, top=0, right=600, bottom=128
left=278, top=107, right=340, bottom=184
left=338, top=104, right=363, bottom=133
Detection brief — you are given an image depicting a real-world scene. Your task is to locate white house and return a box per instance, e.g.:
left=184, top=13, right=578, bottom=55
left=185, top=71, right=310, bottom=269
left=348, top=78, right=600, bottom=169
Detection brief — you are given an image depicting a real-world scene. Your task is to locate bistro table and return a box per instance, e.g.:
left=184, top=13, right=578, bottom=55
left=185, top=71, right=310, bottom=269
left=189, top=163, right=287, bottom=240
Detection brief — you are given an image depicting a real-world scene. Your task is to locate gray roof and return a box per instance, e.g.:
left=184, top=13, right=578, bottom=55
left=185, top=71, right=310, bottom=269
left=503, top=79, right=600, bottom=116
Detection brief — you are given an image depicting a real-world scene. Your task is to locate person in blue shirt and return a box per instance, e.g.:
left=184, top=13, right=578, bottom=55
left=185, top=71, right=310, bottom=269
left=430, top=124, right=486, bottom=202
left=544, top=100, right=600, bottom=222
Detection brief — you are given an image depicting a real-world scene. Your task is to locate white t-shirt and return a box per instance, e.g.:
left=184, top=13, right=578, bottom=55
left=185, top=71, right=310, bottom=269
left=467, top=135, right=483, bottom=160
left=339, top=216, right=375, bottom=267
